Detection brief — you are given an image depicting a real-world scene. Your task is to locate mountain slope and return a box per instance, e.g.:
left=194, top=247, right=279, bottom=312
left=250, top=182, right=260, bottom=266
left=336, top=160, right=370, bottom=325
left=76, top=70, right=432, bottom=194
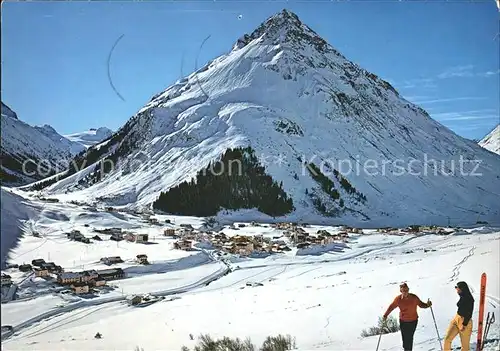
left=64, top=127, right=113, bottom=149
left=33, top=124, right=87, bottom=156
left=479, top=125, right=500, bottom=155
left=39, top=9, right=500, bottom=227
left=1, top=104, right=84, bottom=186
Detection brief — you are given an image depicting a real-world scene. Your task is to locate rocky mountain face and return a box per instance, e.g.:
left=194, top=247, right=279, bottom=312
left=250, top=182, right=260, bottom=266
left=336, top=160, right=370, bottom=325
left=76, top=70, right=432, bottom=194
left=33, top=9, right=500, bottom=227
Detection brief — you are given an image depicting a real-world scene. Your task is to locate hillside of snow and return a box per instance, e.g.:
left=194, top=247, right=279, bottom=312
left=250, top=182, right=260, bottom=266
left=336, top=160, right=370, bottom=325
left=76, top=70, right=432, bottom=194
left=479, top=125, right=500, bottom=155
left=64, top=127, right=113, bottom=149
left=0, top=194, right=498, bottom=350
left=0, top=188, right=39, bottom=269
left=37, top=9, right=500, bottom=227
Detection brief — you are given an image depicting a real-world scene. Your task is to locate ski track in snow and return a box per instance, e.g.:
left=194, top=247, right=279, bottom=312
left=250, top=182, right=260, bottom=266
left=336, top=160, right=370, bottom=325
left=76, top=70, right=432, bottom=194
left=449, top=246, right=476, bottom=283
left=323, top=315, right=331, bottom=329
left=285, top=265, right=323, bottom=279
left=14, top=305, right=113, bottom=340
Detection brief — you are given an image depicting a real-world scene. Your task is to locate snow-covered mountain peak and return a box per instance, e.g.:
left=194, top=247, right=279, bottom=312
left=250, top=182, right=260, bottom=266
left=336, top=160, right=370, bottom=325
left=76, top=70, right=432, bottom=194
left=256, top=8, right=304, bottom=38
left=479, top=125, right=500, bottom=155
left=233, top=9, right=338, bottom=57
left=95, top=127, right=113, bottom=136
left=37, top=124, right=58, bottom=135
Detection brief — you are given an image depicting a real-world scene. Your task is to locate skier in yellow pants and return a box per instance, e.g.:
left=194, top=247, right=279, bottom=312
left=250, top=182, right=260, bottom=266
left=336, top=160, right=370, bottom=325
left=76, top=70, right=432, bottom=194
left=444, top=281, right=474, bottom=351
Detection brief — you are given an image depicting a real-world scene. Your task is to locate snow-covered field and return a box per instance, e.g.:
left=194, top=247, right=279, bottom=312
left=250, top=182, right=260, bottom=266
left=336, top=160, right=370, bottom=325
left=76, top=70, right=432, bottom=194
left=1, top=188, right=499, bottom=351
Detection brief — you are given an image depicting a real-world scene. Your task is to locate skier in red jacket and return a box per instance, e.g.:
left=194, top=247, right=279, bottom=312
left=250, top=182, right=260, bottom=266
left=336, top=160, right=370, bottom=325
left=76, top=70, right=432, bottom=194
left=383, top=282, right=432, bottom=351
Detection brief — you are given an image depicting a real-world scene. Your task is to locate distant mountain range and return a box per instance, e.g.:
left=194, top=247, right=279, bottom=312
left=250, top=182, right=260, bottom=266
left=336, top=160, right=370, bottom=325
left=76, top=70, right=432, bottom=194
left=1, top=102, right=112, bottom=186
left=64, top=127, right=113, bottom=149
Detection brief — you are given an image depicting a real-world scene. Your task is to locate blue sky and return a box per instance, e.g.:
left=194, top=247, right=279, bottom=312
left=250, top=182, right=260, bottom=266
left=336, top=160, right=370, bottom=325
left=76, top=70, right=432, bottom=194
left=1, top=0, right=499, bottom=140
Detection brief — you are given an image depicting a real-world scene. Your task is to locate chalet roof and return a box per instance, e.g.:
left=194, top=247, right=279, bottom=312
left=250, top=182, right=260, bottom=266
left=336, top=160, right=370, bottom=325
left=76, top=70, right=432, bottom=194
left=72, top=282, right=89, bottom=287
left=97, top=268, right=124, bottom=275
left=33, top=267, right=49, bottom=272
left=235, top=242, right=251, bottom=247
left=41, top=262, right=56, bottom=268
left=83, top=270, right=99, bottom=276
left=58, top=272, right=83, bottom=279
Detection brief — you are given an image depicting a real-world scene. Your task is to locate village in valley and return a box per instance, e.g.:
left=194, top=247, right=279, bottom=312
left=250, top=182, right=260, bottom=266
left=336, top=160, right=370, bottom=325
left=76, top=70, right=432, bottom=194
left=1, top=199, right=461, bottom=309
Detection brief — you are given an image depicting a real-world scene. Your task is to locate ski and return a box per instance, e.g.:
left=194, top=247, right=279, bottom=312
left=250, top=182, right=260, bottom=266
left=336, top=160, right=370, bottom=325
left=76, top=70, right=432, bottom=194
left=476, top=273, right=487, bottom=351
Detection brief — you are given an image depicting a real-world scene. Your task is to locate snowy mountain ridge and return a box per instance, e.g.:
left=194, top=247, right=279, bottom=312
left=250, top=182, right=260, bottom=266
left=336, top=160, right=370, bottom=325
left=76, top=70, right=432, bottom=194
left=1, top=105, right=77, bottom=186
left=33, top=124, right=87, bottom=156
left=38, top=9, right=500, bottom=227
left=1, top=103, right=112, bottom=186
left=478, top=125, right=500, bottom=155
left=1, top=102, right=18, bottom=120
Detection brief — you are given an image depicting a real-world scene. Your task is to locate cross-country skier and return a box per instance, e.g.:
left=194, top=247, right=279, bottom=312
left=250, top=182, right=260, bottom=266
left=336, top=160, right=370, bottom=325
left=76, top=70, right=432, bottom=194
left=443, top=281, right=474, bottom=351
left=383, top=282, right=432, bottom=351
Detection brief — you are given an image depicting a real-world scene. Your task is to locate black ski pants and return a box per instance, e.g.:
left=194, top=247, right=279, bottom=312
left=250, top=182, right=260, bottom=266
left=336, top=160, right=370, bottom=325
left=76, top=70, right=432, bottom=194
left=400, top=319, right=418, bottom=351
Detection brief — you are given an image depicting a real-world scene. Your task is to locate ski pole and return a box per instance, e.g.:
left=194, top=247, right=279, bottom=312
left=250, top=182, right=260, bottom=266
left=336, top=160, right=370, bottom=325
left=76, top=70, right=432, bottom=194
left=482, top=312, right=495, bottom=351
left=430, top=305, right=443, bottom=351
left=482, top=312, right=490, bottom=350
left=376, top=320, right=386, bottom=351
left=375, top=330, right=383, bottom=351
